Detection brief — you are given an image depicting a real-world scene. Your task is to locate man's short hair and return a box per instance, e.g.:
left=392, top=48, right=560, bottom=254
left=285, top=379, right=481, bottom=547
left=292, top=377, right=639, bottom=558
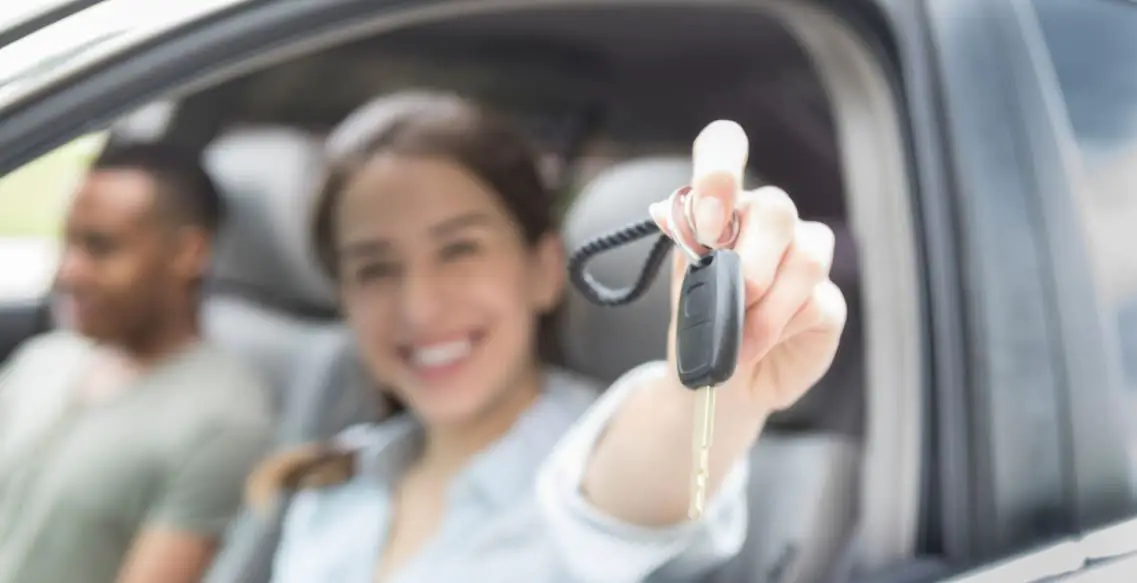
left=93, top=141, right=224, bottom=234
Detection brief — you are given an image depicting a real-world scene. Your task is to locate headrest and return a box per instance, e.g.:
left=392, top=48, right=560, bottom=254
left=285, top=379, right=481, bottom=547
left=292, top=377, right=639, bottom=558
left=559, top=156, right=754, bottom=382
left=203, top=126, right=337, bottom=315
left=560, top=157, right=864, bottom=435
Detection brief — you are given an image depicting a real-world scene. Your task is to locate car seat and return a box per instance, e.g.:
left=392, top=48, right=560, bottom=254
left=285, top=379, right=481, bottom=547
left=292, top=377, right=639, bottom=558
left=201, top=126, right=351, bottom=413
left=200, top=126, right=389, bottom=583
left=559, top=157, right=864, bottom=583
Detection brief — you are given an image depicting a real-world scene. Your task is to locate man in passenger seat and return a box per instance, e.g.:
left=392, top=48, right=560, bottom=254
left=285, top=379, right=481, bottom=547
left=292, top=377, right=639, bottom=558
left=0, top=143, right=273, bottom=583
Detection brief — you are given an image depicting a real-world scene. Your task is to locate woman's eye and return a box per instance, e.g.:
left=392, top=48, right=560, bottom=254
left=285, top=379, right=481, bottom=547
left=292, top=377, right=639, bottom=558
left=439, top=240, right=480, bottom=261
left=354, top=262, right=399, bottom=283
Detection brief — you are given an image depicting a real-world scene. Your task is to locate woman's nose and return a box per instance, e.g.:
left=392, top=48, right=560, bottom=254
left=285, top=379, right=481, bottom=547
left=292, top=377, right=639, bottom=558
left=400, top=266, right=446, bottom=329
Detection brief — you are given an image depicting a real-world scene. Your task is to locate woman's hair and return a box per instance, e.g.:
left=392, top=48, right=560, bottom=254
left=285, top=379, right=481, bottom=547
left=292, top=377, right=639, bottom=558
left=246, top=443, right=356, bottom=517
left=311, top=90, right=557, bottom=279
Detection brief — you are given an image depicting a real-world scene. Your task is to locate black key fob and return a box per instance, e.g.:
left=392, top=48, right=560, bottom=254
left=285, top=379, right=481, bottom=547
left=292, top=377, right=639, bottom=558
left=675, top=249, right=745, bottom=389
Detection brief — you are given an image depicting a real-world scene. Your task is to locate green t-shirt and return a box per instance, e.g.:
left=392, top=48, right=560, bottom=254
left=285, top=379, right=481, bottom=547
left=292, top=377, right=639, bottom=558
left=0, top=331, right=273, bottom=583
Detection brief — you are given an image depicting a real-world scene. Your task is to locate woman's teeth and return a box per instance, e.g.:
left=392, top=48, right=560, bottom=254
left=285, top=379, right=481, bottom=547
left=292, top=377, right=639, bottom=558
left=411, top=339, right=473, bottom=368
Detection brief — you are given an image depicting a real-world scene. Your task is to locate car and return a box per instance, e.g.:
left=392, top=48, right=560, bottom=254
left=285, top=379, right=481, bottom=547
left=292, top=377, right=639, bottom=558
left=0, top=0, right=1134, bottom=581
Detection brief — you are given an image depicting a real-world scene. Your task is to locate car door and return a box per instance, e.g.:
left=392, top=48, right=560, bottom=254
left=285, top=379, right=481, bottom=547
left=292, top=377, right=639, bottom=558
left=902, top=0, right=1137, bottom=578
left=907, top=0, right=1088, bottom=562
left=862, top=0, right=1137, bottom=578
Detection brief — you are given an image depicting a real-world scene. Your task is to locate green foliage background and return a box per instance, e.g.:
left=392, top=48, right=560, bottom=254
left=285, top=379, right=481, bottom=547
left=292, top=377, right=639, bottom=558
left=0, top=133, right=107, bottom=238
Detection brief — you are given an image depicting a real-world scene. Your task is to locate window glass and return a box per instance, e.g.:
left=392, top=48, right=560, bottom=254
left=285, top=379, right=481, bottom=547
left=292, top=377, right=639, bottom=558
left=0, top=132, right=106, bottom=300
left=1035, top=0, right=1137, bottom=389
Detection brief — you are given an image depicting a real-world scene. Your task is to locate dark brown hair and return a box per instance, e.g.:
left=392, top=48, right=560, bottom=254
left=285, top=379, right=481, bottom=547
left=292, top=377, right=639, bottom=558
left=312, top=91, right=556, bottom=279
left=311, top=91, right=563, bottom=361
left=95, top=140, right=224, bottom=234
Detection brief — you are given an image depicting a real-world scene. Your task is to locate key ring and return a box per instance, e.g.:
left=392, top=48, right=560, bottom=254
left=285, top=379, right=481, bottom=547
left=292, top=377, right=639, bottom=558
left=667, top=186, right=741, bottom=264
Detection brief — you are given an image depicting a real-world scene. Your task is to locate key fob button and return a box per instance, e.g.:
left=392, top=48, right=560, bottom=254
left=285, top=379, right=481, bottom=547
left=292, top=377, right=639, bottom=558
left=682, top=282, right=710, bottom=319
left=677, top=321, right=713, bottom=378
left=674, top=249, right=744, bottom=390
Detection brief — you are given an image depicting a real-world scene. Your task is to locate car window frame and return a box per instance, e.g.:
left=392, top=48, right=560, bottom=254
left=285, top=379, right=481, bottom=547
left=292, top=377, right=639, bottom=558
left=0, top=0, right=103, bottom=50
left=939, top=515, right=1137, bottom=581
left=922, top=0, right=1075, bottom=558
left=0, top=0, right=253, bottom=106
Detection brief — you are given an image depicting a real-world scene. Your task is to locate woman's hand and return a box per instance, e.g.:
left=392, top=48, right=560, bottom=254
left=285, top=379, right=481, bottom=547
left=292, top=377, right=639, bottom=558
left=650, top=120, right=847, bottom=413
left=578, top=120, right=846, bottom=529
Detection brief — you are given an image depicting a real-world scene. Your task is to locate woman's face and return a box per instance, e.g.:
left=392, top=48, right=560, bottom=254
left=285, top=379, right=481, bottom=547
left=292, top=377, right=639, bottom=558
left=334, top=154, right=564, bottom=427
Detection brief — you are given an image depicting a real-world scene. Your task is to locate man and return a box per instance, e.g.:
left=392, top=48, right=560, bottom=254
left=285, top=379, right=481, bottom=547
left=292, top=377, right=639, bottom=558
left=0, top=142, right=272, bottom=583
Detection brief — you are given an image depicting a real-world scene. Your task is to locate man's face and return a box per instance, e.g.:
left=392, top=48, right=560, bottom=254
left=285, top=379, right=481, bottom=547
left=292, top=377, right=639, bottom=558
left=55, top=169, right=184, bottom=345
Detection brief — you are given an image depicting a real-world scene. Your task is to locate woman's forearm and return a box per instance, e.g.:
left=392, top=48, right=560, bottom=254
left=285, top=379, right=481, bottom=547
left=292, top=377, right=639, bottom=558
left=581, top=363, right=768, bottom=527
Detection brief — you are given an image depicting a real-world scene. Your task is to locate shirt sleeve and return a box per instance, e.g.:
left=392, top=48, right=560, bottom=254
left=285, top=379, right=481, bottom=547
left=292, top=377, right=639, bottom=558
left=148, top=416, right=273, bottom=537
left=535, top=360, right=749, bottom=583
left=0, top=332, right=81, bottom=443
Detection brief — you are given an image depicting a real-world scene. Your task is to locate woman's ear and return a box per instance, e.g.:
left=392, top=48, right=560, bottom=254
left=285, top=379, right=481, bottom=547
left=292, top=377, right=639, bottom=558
left=531, top=232, right=567, bottom=313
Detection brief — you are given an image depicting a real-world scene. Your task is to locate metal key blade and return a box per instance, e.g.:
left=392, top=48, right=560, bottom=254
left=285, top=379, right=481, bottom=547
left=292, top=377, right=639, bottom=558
left=689, top=385, right=716, bottom=520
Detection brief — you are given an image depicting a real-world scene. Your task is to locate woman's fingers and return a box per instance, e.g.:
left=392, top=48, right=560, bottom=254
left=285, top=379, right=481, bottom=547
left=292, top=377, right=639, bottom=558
left=651, top=185, right=803, bottom=316
left=690, top=120, right=748, bottom=247
left=733, top=186, right=800, bottom=309
left=738, top=220, right=835, bottom=362
left=782, top=278, right=848, bottom=342
left=649, top=119, right=749, bottom=254
left=648, top=118, right=848, bottom=403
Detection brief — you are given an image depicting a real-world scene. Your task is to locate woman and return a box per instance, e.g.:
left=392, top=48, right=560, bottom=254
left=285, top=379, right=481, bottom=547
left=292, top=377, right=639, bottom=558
left=253, top=91, right=847, bottom=582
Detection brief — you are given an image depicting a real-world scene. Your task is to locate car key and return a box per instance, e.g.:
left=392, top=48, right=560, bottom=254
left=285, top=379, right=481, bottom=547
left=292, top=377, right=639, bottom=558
left=675, top=248, right=745, bottom=519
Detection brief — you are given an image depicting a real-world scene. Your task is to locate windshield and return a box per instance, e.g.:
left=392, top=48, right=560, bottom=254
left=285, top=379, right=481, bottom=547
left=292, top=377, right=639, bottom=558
left=0, top=0, right=247, bottom=99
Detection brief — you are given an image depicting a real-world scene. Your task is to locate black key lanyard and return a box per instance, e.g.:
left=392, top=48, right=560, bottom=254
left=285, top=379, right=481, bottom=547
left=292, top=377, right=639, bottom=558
left=566, top=186, right=745, bottom=388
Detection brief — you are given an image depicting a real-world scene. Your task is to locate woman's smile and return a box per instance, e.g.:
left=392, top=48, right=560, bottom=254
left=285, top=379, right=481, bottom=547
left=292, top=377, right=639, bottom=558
left=397, top=330, right=486, bottom=385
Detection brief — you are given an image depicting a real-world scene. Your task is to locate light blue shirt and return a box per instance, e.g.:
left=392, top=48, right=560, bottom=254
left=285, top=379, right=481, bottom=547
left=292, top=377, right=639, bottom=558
left=269, top=361, right=749, bottom=583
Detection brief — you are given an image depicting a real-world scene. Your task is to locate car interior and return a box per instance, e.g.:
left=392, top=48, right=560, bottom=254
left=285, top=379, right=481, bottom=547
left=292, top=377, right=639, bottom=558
left=3, top=2, right=927, bottom=582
